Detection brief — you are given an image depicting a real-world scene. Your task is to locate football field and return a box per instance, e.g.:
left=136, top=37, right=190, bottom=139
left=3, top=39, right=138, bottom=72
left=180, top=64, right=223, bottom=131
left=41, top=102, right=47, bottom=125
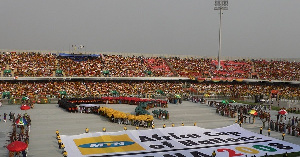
left=0, top=101, right=300, bottom=157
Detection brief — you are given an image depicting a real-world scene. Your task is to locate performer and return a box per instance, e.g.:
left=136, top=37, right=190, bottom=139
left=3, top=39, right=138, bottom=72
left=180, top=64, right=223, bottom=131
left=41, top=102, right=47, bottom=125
left=63, top=150, right=68, bottom=157
left=212, top=150, right=216, bottom=157
left=260, top=127, right=263, bottom=134
left=56, top=130, right=59, bottom=136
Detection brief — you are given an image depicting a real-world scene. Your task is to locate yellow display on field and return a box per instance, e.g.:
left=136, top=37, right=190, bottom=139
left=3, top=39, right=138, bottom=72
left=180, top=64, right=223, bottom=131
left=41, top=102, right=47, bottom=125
left=73, top=134, right=145, bottom=155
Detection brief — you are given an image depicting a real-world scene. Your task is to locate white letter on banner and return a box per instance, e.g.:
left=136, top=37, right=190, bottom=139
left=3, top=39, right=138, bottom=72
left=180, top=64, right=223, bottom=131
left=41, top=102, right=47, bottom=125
left=90, top=143, right=103, bottom=148
left=113, top=142, right=125, bottom=146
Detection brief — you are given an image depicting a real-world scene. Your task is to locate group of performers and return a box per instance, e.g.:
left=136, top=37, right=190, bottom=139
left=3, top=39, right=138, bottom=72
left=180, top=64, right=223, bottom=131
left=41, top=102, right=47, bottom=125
left=58, top=97, right=170, bottom=128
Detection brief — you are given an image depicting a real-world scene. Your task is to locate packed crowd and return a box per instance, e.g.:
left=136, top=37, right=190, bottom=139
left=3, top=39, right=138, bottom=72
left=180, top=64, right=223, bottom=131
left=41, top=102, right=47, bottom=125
left=57, top=55, right=175, bottom=77
left=269, top=114, right=300, bottom=137
left=253, top=60, right=299, bottom=81
left=5, top=112, right=31, bottom=157
left=166, top=57, right=253, bottom=79
left=0, top=52, right=299, bottom=81
left=191, top=82, right=300, bottom=100
left=57, top=55, right=148, bottom=77
left=0, top=81, right=299, bottom=100
left=0, top=54, right=6, bottom=74
left=207, top=99, right=300, bottom=139
left=1, top=52, right=56, bottom=77
left=0, top=80, right=185, bottom=98
left=166, top=57, right=212, bottom=78
left=208, top=101, right=260, bottom=120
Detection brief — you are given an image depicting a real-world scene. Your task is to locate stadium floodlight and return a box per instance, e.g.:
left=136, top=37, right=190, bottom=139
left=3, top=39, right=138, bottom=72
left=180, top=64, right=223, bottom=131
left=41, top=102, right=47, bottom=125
left=214, top=0, right=228, bottom=70
left=70, top=44, right=85, bottom=54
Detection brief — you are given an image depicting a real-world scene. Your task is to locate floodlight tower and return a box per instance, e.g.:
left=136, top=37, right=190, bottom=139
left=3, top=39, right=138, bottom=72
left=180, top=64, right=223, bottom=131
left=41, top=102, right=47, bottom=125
left=214, top=0, right=228, bottom=70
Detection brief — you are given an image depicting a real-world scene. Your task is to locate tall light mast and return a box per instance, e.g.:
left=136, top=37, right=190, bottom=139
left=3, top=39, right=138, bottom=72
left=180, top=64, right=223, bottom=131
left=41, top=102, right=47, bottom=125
left=214, top=0, right=228, bottom=70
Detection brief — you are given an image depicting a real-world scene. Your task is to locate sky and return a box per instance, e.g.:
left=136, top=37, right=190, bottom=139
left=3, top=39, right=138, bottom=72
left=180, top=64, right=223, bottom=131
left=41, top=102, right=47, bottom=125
left=0, top=0, right=299, bottom=59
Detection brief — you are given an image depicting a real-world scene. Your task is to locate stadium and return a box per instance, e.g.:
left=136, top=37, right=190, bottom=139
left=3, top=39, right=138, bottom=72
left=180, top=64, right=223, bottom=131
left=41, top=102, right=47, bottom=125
left=1, top=0, right=300, bottom=156
left=0, top=50, right=299, bottom=157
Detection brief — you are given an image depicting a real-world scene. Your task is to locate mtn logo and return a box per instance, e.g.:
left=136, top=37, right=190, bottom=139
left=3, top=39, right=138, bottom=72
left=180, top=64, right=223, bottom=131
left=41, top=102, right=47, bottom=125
left=74, top=134, right=145, bottom=155
left=78, top=141, right=135, bottom=148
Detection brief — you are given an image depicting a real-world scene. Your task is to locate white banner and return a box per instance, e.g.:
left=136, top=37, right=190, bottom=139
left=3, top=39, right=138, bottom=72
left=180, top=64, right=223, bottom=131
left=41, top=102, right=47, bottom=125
left=61, top=124, right=300, bottom=157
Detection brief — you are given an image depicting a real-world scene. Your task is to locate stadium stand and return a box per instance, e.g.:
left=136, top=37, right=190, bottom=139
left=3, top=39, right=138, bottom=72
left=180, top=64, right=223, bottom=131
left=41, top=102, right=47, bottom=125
left=0, top=81, right=299, bottom=100
left=0, top=51, right=299, bottom=81
left=252, top=59, right=300, bottom=81
left=0, top=51, right=299, bottom=102
left=2, top=52, right=57, bottom=77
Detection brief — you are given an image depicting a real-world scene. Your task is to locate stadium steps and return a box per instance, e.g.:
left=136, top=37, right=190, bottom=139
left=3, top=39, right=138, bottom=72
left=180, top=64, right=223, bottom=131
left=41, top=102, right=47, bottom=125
left=163, top=58, right=178, bottom=77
